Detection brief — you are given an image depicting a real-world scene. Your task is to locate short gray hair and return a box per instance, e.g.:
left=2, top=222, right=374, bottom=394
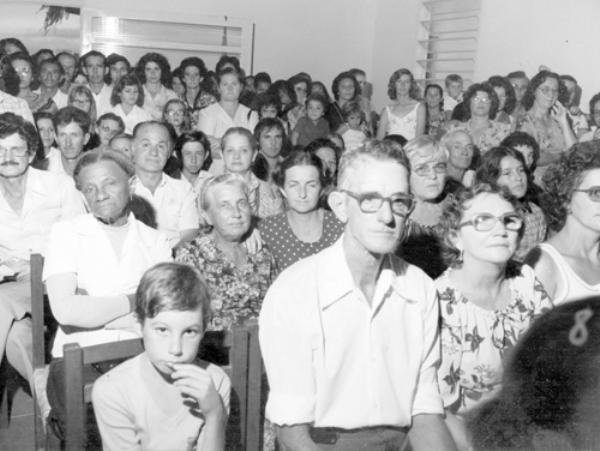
left=199, top=173, right=250, bottom=211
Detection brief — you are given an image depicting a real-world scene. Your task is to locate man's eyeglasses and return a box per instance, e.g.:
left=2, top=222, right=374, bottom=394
left=573, top=186, right=600, bottom=202
left=459, top=213, right=523, bottom=232
left=339, top=189, right=414, bottom=216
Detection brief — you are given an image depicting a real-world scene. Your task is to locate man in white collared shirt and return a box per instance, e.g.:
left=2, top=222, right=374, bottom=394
left=260, top=141, right=457, bottom=450
left=0, top=112, right=84, bottom=391
left=81, top=50, right=112, bottom=116
left=131, top=121, right=199, bottom=248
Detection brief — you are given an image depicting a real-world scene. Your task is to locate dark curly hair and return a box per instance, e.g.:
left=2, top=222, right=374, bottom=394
left=135, top=52, right=172, bottom=88
left=487, top=75, right=517, bottom=115
left=520, top=70, right=569, bottom=111
left=439, top=182, right=521, bottom=268
left=386, top=69, right=420, bottom=101
left=331, top=71, right=360, bottom=102
left=541, top=141, right=600, bottom=232
left=0, top=112, right=39, bottom=155
left=475, top=146, right=538, bottom=208
left=462, top=82, right=499, bottom=120
left=501, top=131, right=540, bottom=171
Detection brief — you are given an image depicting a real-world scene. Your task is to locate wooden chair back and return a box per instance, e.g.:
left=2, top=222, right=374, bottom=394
left=63, top=323, right=263, bottom=450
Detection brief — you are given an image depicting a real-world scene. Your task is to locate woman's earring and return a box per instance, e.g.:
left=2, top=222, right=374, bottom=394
left=457, top=249, right=464, bottom=264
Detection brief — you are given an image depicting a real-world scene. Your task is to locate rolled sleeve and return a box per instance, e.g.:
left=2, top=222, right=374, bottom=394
left=412, top=283, right=444, bottom=416
left=259, top=271, right=317, bottom=426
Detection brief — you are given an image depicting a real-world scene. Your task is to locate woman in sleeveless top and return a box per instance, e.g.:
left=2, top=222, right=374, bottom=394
left=526, top=142, right=600, bottom=304
left=376, top=68, right=425, bottom=141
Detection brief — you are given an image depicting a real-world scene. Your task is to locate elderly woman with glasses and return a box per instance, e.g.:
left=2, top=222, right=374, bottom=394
left=398, top=136, right=453, bottom=278
left=527, top=142, right=600, bottom=305
left=436, top=183, right=552, bottom=450
left=516, top=71, right=576, bottom=180
left=445, top=82, right=512, bottom=154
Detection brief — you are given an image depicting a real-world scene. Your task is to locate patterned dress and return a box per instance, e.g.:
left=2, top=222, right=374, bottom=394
left=258, top=210, right=344, bottom=273
left=175, top=235, right=276, bottom=331
left=436, top=265, right=552, bottom=414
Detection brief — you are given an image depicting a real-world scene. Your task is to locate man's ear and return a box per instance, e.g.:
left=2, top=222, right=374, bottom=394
left=328, top=190, right=348, bottom=223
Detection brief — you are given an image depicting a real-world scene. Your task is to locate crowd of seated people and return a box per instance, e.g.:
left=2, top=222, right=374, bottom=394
left=2, top=35, right=600, bottom=450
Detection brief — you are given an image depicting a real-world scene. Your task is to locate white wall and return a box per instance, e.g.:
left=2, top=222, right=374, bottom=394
left=474, top=0, right=600, bottom=112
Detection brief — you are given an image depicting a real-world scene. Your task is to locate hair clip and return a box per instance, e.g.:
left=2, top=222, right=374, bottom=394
left=569, top=307, right=594, bottom=347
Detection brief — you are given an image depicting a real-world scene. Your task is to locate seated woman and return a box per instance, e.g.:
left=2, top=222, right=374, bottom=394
left=170, top=131, right=212, bottom=204
left=476, top=146, right=546, bottom=261
left=436, top=183, right=552, bottom=450
left=8, top=52, right=52, bottom=113
left=259, top=151, right=344, bottom=272
left=376, top=68, right=425, bottom=141
left=135, top=52, right=179, bottom=121
left=175, top=173, right=276, bottom=331
left=43, top=150, right=172, bottom=432
left=487, top=75, right=517, bottom=125
left=221, top=127, right=283, bottom=219
left=527, top=141, right=600, bottom=305
left=423, top=83, right=446, bottom=139
left=162, top=98, right=191, bottom=138
left=470, top=297, right=600, bottom=451
left=93, top=262, right=229, bottom=451
left=441, top=129, right=476, bottom=190
left=445, top=82, right=512, bottom=154
left=516, top=71, right=576, bottom=180
left=398, top=136, right=452, bottom=278
left=252, top=118, right=287, bottom=183
left=579, top=92, right=600, bottom=142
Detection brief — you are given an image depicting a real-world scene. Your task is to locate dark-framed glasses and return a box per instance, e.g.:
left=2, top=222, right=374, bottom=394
left=459, top=212, right=523, bottom=232
left=573, top=186, right=600, bottom=202
left=339, top=189, right=414, bottom=216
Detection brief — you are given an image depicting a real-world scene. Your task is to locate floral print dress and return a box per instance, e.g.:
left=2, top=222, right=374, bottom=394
left=175, top=235, right=276, bottom=331
left=436, top=264, right=553, bottom=414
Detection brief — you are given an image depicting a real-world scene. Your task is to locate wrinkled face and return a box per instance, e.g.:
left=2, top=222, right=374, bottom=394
left=83, top=55, right=106, bottom=85
left=110, top=137, right=133, bottom=160
left=306, top=100, right=325, bottom=122
left=144, top=61, right=162, bottom=85
left=97, top=119, right=122, bottom=146
left=447, top=131, right=474, bottom=170
left=337, top=159, right=410, bottom=256
left=39, top=62, right=62, bottom=89
left=78, top=160, right=130, bottom=224
left=218, top=73, right=242, bottom=102
left=119, top=85, right=139, bottom=107
left=494, top=86, right=507, bottom=112
left=71, top=93, right=92, bottom=114
left=142, top=309, right=204, bottom=377
left=132, top=124, right=171, bottom=173
left=165, top=102, right=186, bottom=128
left=337, top=77, right=356, bottom=102
left=222, top=133, right=255, bottom=175
left=183, top=65, right=202, bottom=90
left=454, top=192, right=519, bottom=265
left=0, top=133, right=31, bottom=178
left=534, top=77, right=559, bottom=111
left=294, top=81, right=308, bottom=105
left=470, top=90, right=491, bottom=117
left=11, top=58, right=33, bottom=89
left=282, top=164, right=321, bottom=214
left=409, top=155, right=447, bottom=201
left=58, top=54, right=77, bottom=82
left=56, top=121, right=89, bottom=160
left=36, top=117, right=55, bottom=150
left=181, top=141, right=206, bottom=176
left=509, top=77, right=528, bottom=102
left=569, top=168, right=600, bottom=233
left=259, top=127, right=283, bottom=159
left=109, top=61, right=129, bottom=85
left=496, top=156, right=527, bottom=199
left=205, top=183, right=251, bottom=241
